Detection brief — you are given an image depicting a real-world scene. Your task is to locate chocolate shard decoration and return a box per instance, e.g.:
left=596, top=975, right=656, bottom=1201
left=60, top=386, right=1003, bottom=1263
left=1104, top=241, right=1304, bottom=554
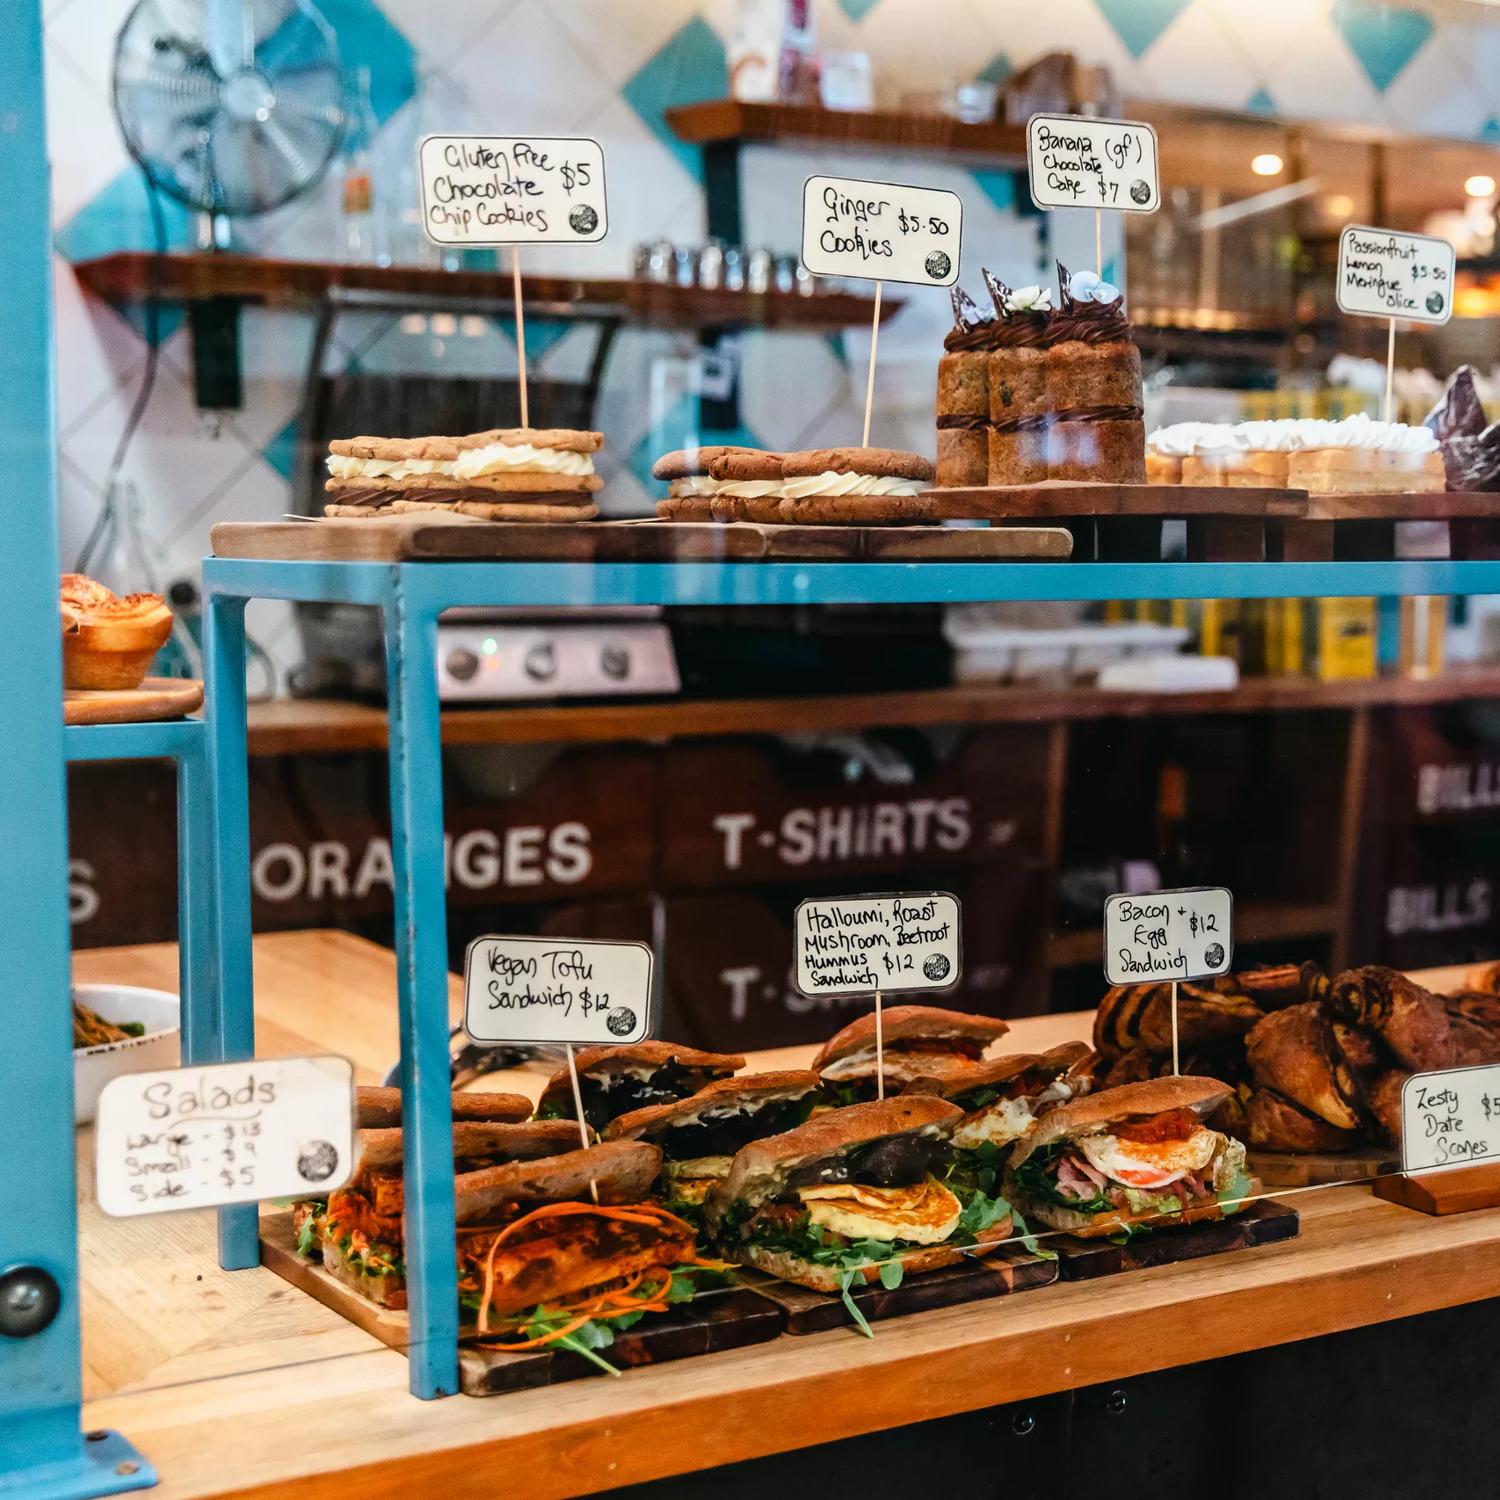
left=1424, top=364, right=1486, bottom=442
left=982, top=267, right=1012, bottom=318
left=1425, top=366, right=1500, bottom=489
left=949, top=284, right=987, bottom=331
left=1056, top=258, right=1074, bottom=311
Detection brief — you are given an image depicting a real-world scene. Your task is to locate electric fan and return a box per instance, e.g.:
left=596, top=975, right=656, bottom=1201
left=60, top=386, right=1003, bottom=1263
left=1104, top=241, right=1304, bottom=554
left=112, top=0, right=345, bottom=246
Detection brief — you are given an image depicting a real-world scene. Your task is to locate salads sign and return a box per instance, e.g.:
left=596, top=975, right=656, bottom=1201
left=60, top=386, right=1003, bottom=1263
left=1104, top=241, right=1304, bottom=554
left=794, top=891, right=962, bottom=997
left=1336, top=226, right=1454, bottom=325
left=95, top=1056, right=355, bottom=1218
left=418, top=135, right=607, bottom=245
left=1103, top=887, right=1234, bottom=986
left=463, top=934, right=655, bottom=1045
left=1026, top=113, right=1160, bottom=213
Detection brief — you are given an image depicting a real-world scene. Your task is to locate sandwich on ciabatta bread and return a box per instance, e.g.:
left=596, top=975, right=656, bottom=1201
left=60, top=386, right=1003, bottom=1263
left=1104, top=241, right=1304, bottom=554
left=707, top=1096, right=1012, bottom=1291
left=1005, top=1077, right=1251, bottom=1240
left=534, top=1042, right=745, bottom=1131
left=605, top=1071, right=821, bottom=1221
left=356, top=1085, right=533, bottom=1127
left=294, top=1118, right=584, bottom=1302
left=811, top=1006, right=1010, bottom=1103
left=905, top=1042, right=1095, bottom=1154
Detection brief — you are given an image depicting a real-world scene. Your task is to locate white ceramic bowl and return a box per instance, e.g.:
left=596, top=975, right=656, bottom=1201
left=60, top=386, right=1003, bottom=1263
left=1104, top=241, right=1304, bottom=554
left=73, top=983, right=181, bottom=1126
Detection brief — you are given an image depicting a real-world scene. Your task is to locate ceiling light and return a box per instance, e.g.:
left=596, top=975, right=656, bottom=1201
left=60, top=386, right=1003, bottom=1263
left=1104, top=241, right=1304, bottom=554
left=1327, top=193, right=1355, bottom=218
left=1465, top=173, right=1496, bottom=198
left=1251, top=152, right=1284, bottom=176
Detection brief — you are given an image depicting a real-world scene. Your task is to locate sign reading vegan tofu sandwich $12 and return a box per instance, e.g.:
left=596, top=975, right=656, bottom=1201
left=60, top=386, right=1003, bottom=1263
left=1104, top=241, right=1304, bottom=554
left=801, top=174, right=962, bottom=287
left=1026, top=113, right=1160, bottom=212
left=463, top=935, right=655, bottom=1046
left=1336, top=225, right=1454, bottom=325
left=794, top=892, right=962, bottom=998
left=419, top=135, right=606, bottom=246
left=1103, top=887, right=1233, bottom=986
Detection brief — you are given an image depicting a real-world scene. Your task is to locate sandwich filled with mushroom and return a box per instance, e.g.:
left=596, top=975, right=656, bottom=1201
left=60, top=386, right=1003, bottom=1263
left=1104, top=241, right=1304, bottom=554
left=1004, top=1077, right=1252, bottom=1239
left=533, top=1042, right=745, bottom=1131
left=811, top=1005, right=1010, bottom=1104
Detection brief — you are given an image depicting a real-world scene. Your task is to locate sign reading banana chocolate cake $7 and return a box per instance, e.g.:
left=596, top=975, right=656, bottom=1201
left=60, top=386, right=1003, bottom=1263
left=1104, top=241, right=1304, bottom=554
left=1026, top=114, right=1160, bottom=214
left=794, top=893, right=962, bottom=999
left=418, top=135, right=606, bottom=245
left=463, top=935, right=655, bottom=1047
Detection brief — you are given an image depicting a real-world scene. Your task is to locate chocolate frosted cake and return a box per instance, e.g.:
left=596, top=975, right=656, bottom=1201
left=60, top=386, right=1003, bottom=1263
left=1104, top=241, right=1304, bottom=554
left=1044, top=261, right=1144, bottom=483
left=983, top=270, right=1052, bottom=486
left=935, top=287, right=995, bottom=487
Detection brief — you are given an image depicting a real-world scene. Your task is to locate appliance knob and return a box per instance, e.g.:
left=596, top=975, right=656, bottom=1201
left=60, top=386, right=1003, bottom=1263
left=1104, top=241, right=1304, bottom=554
left=524, top=642, right=557, bottom=681
left=600, top=643, right=631, bottom=681
left=445, top=647, right=480, bottom=682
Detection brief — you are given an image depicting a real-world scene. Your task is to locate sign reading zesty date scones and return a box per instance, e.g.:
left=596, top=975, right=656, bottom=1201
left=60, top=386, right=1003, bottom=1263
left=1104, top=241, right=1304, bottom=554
left=800, top=175, right=962, bottom=287
left=1026, top=113, right=1160, bottom=213
left=1401, top=1063, right=1500, bottom=1175
left=794, top=892, right=962, bottom=997
left=418, top=135, right=606, bottom=246
left=1336, top=225, right=1454, bottom=325
left=463, top=935, right=655, bottom=1045
left=1103, top=887, right=1233, bottom=985
left=95, top=1056, right=354, bottom=1218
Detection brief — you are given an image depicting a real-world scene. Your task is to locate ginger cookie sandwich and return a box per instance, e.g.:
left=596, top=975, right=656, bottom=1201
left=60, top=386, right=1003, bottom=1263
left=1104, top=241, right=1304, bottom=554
left=325, top=427, right=603, bottom=521
left=705, top=448, right=786, bottom=523
left=778, top=447, right=936, bottom=525
left=652, top=445, right=775, bottom=521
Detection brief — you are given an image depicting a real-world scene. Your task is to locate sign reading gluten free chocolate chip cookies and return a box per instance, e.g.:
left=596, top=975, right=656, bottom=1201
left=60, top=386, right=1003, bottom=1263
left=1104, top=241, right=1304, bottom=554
left=800, top=175, right=962, bottom=287
left=418, top=135, right=607, bottom=245
left=794, top=892, right=962, bottom=998
left=462, top=934, right=655, bottom=1046
left=1336, top=225, right=1454, bottom=325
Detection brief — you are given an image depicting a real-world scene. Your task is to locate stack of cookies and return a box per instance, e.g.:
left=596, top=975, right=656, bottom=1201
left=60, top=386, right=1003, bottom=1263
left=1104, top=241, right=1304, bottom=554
left=653, top=445, right=936, bottom=526
left=324, top=427, right=604, bottom=521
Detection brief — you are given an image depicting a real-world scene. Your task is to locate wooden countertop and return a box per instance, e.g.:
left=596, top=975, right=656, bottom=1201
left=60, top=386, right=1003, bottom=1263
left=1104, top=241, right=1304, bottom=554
left=242, top=668, right=1500, bottom=757
left=74, top=932, right=1495, bottom=1499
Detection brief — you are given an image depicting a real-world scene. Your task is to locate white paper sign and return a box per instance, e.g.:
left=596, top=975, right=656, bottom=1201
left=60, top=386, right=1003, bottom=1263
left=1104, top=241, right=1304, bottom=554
left=1026, top=113, right=1160, bottom=213
left=418, top=135, right=607, bottom=246
left=1401, top=1064, right=1500, bottom=1175
left=794, top=892, right=962, bottom=998
left=800, top=175, right=962, bottom=287
left=1103, top=887, right=1233, bottom=985
left=1336, top=225, right=1454, bottom=325
left=463, top=935, right=654, bottom=1045
left=95, top=1056, right=354, bottom=1218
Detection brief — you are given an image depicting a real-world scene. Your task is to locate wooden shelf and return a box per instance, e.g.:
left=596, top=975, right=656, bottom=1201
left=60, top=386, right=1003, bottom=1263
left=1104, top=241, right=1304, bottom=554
left=70, top=252, right=898, bottom=332
left=1048, top=901, right=1341, bottom=969
left=242, top=666, right=1500, bottom=757
left=666, top=99, right=1029, bottom=161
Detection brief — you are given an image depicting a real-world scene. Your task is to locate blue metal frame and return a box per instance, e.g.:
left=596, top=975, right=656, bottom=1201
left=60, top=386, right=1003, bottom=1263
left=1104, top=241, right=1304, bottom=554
left=200, top=549, right=1500, bottom=1401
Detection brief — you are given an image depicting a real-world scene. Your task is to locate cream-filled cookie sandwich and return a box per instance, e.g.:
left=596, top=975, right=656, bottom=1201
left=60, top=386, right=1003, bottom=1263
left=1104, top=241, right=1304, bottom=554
left=778, top=447, right=936, bottom=525
left=652, top=445, right=784, bottom=521
left=325, top=427, right=603, bottom=520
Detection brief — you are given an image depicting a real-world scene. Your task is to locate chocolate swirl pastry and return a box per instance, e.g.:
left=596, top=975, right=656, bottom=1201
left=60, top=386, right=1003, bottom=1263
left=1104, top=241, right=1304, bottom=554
left=982, top=268, right=1051, bottom=348
left=943, top=285, right=997, bottom=352
left=1424, top=366, right=1500, bottom=489
left=1050, top=260, right=1133, bottom=346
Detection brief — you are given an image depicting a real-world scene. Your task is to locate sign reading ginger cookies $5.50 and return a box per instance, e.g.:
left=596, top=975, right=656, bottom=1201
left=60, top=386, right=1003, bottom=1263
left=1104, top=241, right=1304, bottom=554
left=419, top=135, right=607, bottom=246
left=801, top=175, right=962, bottom=287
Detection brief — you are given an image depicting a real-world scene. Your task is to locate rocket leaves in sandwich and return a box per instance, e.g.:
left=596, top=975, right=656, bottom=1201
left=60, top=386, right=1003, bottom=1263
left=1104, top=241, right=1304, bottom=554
left=1217, top=1167, right=1254, bottom=1215
left=294, top=1206, right=324, bottom=1258
left=1007, top=1205, right=1055, bottom=1261
left=839, top=1270, right=876, bottom=1337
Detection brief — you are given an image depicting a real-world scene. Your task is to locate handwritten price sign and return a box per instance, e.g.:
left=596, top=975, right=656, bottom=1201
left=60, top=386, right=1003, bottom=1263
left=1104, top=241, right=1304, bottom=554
left=1026, top=113, right=1160, bottom=213
left=1401, top=1064, right=1500, bottom=1174
left=1103, top=887, right=1233, bottom=986
left=1336, top=225, right=1454, bottom=325
left=462, top=935, right=655, bottom=1046
left=800, top=174, right=962, bottom=287
left=794, top=892, right=962, bottom=998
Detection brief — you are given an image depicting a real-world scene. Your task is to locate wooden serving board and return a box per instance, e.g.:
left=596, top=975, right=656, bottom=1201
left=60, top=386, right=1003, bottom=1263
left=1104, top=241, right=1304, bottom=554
left=259, top=1212, right=783, bottom=1394
left=1053, top=1199, right=1300, bottom=1280
left=211, top=517, right=1072, bottom=563
left=742, top=1245, right=1058, bottom=1334
left=63, top=676, right=202, bottom=726
left=1248, top=1145, right=1397, bottom=1187
left=926, top=481, right=1309, bottom=520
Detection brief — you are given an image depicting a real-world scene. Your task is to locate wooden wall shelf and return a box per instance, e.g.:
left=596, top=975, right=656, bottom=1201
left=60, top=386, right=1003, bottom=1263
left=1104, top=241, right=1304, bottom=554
left=242, top=667, right=1500, bottom=758
left=666, top=99, right=1029, bottom=161
left=71, top=251, right=897, bottom=333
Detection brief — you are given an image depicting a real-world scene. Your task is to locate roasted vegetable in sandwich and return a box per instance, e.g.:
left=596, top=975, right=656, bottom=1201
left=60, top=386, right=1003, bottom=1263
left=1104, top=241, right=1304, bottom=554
left=605, top=1071, right=821, bottom=1225
left=905, top=1042, right=1093, bottom=1179
left=534, top=1042, right=744, bottom=1131
left=708, top=1096, right=1013, bottom=1295
left=293, top=1118, right=582, bottom=1291
left=1005, top=1077, right=1251, bottom=1239
left=811, top=1005, right=1009, bottom=1103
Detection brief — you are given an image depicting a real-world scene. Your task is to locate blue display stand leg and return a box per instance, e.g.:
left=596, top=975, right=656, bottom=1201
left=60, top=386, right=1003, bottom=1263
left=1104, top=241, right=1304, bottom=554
left=203, top=593, right=259, bottom=1270
left=383, top=582, right=460, bottom=1399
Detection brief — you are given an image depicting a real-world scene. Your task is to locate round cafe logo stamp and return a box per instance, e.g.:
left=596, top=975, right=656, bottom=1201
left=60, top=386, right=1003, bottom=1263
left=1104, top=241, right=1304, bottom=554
left=607, top=1006, right=637, bottom=1037
left=1203, top=942, right=1225, bottom=970
left=1130, top=178, right=1151, bottom=205
left=297, top=1140, right=339, bottom=1184
left=922, top=953, right=951, bottom=982
left=569, top=204, right=599, bottom=235
left=924, top=250, right=952, bottom=281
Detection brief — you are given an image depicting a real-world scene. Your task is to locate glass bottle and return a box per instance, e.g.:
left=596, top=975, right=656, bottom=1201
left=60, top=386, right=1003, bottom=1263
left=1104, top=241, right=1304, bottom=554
left=338, top=67, right=387, bottom=266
